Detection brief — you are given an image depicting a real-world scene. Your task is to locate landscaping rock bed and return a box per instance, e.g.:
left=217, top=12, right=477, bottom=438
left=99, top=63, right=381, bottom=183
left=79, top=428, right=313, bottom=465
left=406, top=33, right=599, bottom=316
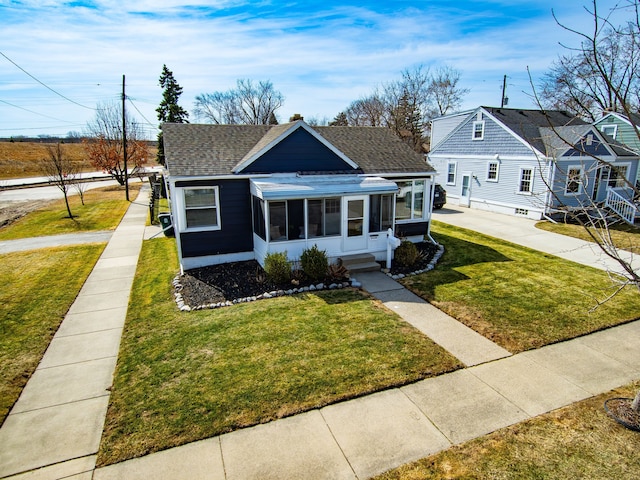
left=174, top=241, right=444, bottom=311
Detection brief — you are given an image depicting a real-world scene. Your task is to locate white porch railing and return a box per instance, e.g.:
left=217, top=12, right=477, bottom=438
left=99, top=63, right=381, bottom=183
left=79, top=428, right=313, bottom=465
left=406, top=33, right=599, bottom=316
left=605, top=187, right=638, bottom=225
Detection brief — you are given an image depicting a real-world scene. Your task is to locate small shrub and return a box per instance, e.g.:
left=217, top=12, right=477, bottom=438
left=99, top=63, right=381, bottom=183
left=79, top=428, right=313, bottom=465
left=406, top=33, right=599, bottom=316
left=394, top=240, right=419, bottom=267
left=300, top=244, right=329, bottom=282
left=264, top=251, right=291, bottom=284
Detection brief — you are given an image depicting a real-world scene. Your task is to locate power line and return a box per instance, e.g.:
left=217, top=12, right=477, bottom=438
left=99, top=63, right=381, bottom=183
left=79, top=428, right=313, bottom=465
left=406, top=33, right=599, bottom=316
left=0, top=50, right=96, bottom=111
left=0, top=98, right=76, bottom=123
left=127, top=97, right=159, bottom=130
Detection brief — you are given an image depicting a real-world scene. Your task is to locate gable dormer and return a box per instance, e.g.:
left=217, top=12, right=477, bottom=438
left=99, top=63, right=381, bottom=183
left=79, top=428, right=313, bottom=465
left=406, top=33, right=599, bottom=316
left=233, top=121, right=359, bottom=174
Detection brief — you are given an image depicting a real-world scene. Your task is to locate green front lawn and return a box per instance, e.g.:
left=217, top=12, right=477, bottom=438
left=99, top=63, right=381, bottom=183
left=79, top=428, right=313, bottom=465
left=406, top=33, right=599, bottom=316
left=0, top=245, right=105, bottom=423
left=402, top=222, right=640, bottom=353
left=98, top=237, right=462, bottom=466
left=0, top=183, right=142, bottom=240
left=535, top=220, right=640, bottom=254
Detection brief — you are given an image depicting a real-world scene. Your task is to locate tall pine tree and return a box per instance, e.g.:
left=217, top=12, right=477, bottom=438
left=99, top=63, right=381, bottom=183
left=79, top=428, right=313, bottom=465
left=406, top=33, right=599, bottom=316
left=156, top=65, right=189, bottom=165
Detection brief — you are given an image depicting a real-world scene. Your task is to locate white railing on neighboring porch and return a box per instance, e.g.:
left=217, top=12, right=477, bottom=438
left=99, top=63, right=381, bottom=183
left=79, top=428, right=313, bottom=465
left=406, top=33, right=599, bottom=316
left=605, top=187, right=638, bottom=225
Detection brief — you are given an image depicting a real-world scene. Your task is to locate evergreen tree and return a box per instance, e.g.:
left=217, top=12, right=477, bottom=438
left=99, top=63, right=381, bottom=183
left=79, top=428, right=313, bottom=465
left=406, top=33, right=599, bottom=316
left=156, top=65, right=189, bottom=165
left=329, top=112, right=348, bottom=126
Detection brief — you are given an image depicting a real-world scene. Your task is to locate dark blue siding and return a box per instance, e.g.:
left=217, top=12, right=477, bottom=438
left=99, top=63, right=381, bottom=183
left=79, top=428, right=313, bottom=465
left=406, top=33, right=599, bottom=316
left=563, top=131, right=611, bottom=157
left=395, top=221, right=428, bottom=237
left=241, top=128, right=356, bottom=173
left=176, top=179, right=253, bottom=258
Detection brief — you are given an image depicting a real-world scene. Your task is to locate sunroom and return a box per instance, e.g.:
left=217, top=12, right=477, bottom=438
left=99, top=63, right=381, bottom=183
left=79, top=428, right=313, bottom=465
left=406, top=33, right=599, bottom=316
left=250, top=174, right=431, bottom=266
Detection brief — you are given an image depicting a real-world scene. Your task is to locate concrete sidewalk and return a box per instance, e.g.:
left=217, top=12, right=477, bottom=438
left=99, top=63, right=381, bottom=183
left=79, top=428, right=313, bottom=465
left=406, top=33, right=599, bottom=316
left=0, top=186, right=149, bottom=480
left=91, top=319, right=640, bottom=480
left=0, top=231, right=113, bottom=254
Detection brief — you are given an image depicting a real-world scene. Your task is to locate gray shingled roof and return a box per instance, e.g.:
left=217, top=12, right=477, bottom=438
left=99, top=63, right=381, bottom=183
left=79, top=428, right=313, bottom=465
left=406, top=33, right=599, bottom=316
left=482, top=106, right=588, bottom=154
left=540, top=125, right=638, bottom=158
left=162, top=122, right=433, bottom=177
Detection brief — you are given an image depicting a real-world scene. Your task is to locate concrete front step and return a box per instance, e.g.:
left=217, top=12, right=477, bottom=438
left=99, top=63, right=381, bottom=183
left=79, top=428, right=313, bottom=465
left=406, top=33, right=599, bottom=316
left=339, top=253, right=381, bottom=273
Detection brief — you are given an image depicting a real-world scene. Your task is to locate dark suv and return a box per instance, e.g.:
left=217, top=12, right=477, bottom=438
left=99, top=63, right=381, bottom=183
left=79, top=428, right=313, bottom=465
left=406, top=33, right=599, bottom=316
left=433, top=184, right=446, bottom=209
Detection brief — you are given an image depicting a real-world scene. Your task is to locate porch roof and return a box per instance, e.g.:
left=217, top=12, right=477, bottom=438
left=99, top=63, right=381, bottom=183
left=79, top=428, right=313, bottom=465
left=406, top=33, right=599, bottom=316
left=250, top=175, right=398, bottom=200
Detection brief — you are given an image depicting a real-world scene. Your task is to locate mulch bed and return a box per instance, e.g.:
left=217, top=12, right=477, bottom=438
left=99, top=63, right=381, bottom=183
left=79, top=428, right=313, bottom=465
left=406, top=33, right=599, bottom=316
left=177, top=241, right=441, bottom=309
left=605, top=398, right=640, bottom=432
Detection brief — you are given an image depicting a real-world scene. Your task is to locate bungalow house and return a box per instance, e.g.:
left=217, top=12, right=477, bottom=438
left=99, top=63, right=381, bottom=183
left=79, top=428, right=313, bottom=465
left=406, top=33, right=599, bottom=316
left=594, top=111, right=640, bottom=185
left=428, top=106, right=640, bottom=221
left=162, top=120, right=437, bottom=272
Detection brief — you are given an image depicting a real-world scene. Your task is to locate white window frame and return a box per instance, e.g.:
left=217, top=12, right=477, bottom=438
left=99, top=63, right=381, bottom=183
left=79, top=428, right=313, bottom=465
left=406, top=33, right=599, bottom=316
left=517, top=167, right=534, bottom=195
left=446, top=161, right=457, bottom=185
left=606, top=162, right=631, bottom=188
left=486, top=161, right=500, bottom=182
left=600, top=124, right=618, bottom=139
left=472, top=120, right=485, bottom=140
left=182, top=186, right=221, bottom=231
left=564, top=165, right=584, bottom=196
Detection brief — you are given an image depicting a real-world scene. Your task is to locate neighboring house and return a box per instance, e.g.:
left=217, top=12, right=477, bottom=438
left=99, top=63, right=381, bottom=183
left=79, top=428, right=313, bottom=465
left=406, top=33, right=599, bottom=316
left=594, top=111, right=640, bottom=184
left=163, top=120, right=437, bottom=272
left=428, top=106, right=640, bottom=221
left=429, top=109, right=474, bottom=150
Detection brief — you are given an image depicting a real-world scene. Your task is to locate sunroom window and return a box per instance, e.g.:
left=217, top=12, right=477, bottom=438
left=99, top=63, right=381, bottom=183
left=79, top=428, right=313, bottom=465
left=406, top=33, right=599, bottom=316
left=369, top=194, right=393, bottom=232
left=395, top=180, right=426, bottom=221
left=308, top=197, right=341, bottom=237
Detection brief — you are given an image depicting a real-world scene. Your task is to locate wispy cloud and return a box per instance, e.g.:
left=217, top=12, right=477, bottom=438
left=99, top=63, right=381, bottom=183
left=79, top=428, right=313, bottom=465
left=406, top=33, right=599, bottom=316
left=0, top=0, right=619, bottom=136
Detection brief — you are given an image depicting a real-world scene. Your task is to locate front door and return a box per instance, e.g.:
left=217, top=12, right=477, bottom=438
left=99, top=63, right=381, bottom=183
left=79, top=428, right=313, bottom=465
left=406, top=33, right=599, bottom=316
left=343, top=196, right=368, bottom=251
left=460, top=172, right=471, bottom=207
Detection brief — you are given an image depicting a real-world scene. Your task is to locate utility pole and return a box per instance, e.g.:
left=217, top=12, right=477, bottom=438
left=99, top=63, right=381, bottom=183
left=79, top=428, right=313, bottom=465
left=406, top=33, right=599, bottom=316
left=122, top=74, right=129, bottom=201
left=501, top=75, right=508, bottom=108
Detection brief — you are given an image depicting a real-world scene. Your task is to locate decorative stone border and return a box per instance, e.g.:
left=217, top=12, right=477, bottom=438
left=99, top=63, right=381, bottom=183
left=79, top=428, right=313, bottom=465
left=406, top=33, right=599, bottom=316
left=385, top=243, right=445, bottom=280
left=173, top=243, right=444, bottom=311
left=173, top=276, right=351, bottom=312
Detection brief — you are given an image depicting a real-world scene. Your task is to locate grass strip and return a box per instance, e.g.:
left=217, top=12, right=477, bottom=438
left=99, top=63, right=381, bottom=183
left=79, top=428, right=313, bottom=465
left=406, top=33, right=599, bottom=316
left=536, top=220, right=640, bottom=254
left=0, top=244, right=105, bottom=423
left=402, top=222, right=640, bottom=353
left=376, top=381, right=640, bottom=480
left=0, top=183, right=141, bottom=240
left=98, top=237, right=461, bottom=465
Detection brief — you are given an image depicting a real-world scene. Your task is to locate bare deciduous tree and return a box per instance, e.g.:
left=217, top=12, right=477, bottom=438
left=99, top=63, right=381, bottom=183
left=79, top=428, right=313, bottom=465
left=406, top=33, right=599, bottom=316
left=194, top=79, right=284, bottom=125
left=540, top=2, right=640, bottom=120
left=534, top=0, right=640, bottom=417
left=40, top=143, right=78, bottom=219
left=335, top=64, right=469, bottom=152
left=84, top=101, right=150, bottom=186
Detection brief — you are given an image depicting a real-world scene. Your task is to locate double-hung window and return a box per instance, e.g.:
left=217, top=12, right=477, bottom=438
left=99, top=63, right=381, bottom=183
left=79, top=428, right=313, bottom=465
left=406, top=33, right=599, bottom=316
left=600, top=124, right=617, bottom=139
left=565, top=166, right=584, bottom=195
left=518, top=168, right=533, bottom=194
left=184, top=187, right=220, bottom=229
left=446, top=162, right=457, bottom=185
left=472, top=121, right=485, bottom=140
left=606, top=164, right=629, bottom=188
left=487, top=161, right=499, bottom=182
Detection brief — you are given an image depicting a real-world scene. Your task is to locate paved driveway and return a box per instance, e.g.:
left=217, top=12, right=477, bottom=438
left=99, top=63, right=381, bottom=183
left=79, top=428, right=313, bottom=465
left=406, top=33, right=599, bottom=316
left=432, top=205, right=639, bottom=276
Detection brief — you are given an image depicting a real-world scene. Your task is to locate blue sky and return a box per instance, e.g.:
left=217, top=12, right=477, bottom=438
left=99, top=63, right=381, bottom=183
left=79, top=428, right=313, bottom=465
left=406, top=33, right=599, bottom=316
left=0, top=0, right=627, bottom=138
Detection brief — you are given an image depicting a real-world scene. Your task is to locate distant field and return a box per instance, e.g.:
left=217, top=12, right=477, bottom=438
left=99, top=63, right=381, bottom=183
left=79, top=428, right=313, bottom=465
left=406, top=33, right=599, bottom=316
left=0, top=141, right=157, bottom=179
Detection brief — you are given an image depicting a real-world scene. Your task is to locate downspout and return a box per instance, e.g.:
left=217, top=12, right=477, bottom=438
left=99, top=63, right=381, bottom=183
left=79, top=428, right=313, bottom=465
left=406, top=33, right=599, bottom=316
left=170, top=178, right=185, bottom=275
left=543, top=157, right=556, bottom=219
left=426, top=175, right=438, bottom=244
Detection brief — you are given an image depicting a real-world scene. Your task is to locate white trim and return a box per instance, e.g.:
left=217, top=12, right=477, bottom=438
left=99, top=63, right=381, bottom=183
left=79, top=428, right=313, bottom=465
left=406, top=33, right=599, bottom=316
left=517, top=166, right=535, bottom=195
left=181, top=186, right=222, bottom=232
left=446, top=161, right=457, bottom=185
left=600, top=124, right=618, bottom=139
left=182, top=251, right=255, bottom=270
left=429, top=152, right=546, bottom=162
left=472, top=120, right=485, bottom=140
left=564, top=165, right=585, bottom=196
left=486, top=161, right=500, bottom=182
